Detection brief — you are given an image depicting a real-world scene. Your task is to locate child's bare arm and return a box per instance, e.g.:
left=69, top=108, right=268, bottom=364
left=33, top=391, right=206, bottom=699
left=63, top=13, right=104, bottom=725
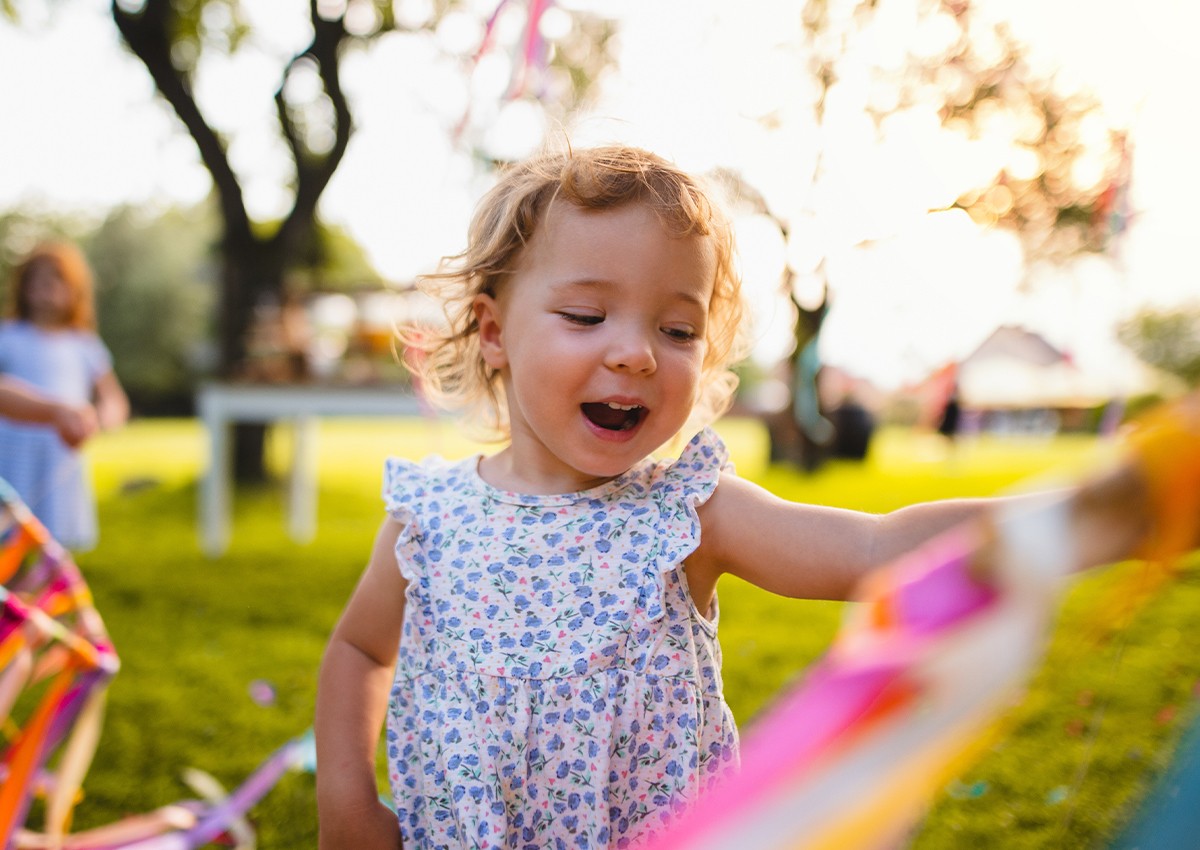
left=92, top=369, right=129, bottom=430
left=691, top=473, right=1020, bottom=603
left=693, top=394, right=1200, bottom=605
left=315, top=518, right=408, bottom=850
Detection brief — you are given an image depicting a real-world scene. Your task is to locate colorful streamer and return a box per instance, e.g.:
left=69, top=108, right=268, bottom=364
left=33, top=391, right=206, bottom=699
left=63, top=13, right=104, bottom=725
left=0, top=479, right=313, bottom=850
left=646, top=393, right=1200, bottom=850
left=452, top=0, right=558, bottom=145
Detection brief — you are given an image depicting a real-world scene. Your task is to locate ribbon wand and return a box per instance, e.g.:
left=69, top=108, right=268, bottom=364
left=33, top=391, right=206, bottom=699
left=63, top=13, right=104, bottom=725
left=647, top=393, right=1200, bottom=850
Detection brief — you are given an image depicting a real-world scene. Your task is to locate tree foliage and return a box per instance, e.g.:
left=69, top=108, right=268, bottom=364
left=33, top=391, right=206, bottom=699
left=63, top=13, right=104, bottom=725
left=101, top=0, right=614, bottom=477
left=761, top=0, right=1128, bottom=468
left=1119, top=306, right=1200, bottom=388
left=929, top=9, right=1128, bottom=260
left=85, top=205, right=219, bottom=410
left=798, top=0, right=1127, bottom=260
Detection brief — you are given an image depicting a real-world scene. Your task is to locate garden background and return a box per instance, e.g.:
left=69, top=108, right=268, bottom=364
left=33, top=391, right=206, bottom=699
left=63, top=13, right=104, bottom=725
left=60, top=415, right=1200, bottom=849
left=4, top=0, right=1200, bottom=846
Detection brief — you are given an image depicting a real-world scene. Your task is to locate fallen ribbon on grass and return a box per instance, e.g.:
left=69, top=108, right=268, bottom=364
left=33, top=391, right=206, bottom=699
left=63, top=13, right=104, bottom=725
left=0, top=478, right=314, bottom=850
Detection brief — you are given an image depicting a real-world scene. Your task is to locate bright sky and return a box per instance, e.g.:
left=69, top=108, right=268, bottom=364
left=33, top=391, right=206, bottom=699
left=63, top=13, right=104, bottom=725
left=1, top=0, right=1196, bottom=391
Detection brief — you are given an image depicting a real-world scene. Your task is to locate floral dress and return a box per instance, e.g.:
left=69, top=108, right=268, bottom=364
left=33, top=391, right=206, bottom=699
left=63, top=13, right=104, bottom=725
left=383, top=428, right=740, bottom=849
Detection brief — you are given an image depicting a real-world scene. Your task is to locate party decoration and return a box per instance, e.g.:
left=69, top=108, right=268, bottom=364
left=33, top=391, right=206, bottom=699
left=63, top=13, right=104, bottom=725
left=0, top=479, right=312, bottom=850
left=647, top=394, right=1200, bottom=850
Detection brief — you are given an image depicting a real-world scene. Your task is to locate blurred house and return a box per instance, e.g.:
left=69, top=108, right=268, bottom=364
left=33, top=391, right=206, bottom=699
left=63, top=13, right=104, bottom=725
left=958, top=325, right=1099, bottom=411
left=906, top=325, right=1142, bottom=434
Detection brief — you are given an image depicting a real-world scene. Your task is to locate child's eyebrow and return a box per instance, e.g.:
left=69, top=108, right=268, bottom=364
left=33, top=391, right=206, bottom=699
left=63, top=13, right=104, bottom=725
left=550, top=277, right=709, bottom=309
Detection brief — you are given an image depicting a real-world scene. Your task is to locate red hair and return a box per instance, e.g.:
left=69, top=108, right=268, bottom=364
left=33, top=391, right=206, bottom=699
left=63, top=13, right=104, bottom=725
left=6, top=242, right=96, bottom=330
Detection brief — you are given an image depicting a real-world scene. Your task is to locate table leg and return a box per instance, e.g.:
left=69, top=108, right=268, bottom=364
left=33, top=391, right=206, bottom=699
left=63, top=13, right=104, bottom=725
left=201, top=414, right=231, bottom=557
left=288, top=416, right=317, bottom=544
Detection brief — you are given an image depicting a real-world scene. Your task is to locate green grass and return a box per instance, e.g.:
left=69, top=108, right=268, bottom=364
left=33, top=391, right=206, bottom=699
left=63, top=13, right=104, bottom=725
left=23, top=417, right=1200, bottom=848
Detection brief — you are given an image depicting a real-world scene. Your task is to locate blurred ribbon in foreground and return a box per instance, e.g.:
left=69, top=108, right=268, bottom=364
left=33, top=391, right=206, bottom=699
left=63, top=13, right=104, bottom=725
left=647, top=393, right=1200, bottom=850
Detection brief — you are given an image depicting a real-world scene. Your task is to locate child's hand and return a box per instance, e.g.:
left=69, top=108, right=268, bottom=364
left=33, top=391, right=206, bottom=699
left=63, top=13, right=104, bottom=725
left=1122, top=391, right=1200, bottom=564
left=318, top=798, right=402, bottom=850
left=970, top=396, right=1199, bottom=593
left=52, top=403, right=99, bottom=448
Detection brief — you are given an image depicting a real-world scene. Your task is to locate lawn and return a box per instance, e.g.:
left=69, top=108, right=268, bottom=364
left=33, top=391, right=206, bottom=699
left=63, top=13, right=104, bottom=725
left=34, top=416, right=1200, bottom=848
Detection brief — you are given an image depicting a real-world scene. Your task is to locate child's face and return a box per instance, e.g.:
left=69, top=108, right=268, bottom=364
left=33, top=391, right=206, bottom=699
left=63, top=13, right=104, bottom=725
left=24, top=261, right=73, bottom=327
left=474, top=200, right=716, bottom=492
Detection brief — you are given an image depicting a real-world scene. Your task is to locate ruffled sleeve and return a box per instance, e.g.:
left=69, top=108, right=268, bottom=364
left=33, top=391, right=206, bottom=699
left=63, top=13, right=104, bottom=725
left=381, top=457, right=428, bottom=581
left=383, top=456, right=423, bottom=519
left=640, top=428, right=732, bottom=619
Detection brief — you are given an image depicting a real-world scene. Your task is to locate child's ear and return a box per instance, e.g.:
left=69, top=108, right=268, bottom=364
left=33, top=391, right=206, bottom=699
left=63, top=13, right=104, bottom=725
left=474, top=294, right=508, bottom=370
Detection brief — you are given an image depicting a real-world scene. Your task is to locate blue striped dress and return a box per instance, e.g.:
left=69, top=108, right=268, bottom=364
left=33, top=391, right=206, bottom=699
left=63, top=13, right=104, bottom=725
left=0, top=320, right=113, bottom=550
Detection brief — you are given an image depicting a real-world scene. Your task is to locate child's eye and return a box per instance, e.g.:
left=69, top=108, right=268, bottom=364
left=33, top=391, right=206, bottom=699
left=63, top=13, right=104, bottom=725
left=558, top=312, right=603, bottom=326
left=662, top=326, right=699, bottom=342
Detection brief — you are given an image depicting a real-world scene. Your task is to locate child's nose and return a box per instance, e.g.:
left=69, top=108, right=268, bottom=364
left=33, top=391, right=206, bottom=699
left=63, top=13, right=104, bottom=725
left=605, top=329, right=656, bottom=374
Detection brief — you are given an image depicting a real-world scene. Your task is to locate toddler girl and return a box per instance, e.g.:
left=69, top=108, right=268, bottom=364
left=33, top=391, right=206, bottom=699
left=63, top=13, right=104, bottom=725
left=0, top=242, right=128, bottom=549
left=314, top=146, right=1037, bottom=849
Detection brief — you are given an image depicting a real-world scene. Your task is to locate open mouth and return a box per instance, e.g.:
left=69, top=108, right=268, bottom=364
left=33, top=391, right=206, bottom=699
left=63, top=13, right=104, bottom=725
left=582, top=401, right=647, bottom=432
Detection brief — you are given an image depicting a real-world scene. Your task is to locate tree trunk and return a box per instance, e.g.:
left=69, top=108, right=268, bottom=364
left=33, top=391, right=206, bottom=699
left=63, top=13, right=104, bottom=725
left=767, top=289, right=833, bottom=472
left=765, top=409, right=828, bottom=472
left=220, top=233, right=289, bottom=484
left=112, top=0, right=352, bottom=486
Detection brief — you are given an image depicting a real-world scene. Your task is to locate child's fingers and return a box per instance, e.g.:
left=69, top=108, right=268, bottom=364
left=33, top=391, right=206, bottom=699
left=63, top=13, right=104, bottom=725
left=1123, top=391, right=1200, bottom=564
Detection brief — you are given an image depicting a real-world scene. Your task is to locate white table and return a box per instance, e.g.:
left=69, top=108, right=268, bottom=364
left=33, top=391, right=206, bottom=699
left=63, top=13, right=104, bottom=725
left=197, top=383, right=420, bottom=557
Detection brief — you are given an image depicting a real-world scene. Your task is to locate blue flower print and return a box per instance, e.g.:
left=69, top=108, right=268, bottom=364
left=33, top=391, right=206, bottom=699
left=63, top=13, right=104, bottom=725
left=381, top=428, right=740, bottom=849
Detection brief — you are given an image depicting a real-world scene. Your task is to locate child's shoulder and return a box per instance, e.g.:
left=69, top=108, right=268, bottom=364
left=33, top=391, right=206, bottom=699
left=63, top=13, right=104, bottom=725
left=639, top=427, right=732, bottom=524
left=382, top=453, right=478, bottom=508
left=651, top=427, right=731, bottom=486
left=0, top=320, right=36, bottom=352
left=383, top=452, right=475, bottom=484
left=0, top=321, right=101, bottom=344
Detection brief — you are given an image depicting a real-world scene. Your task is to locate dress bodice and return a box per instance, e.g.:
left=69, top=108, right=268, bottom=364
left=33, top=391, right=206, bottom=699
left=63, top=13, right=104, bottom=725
left=382, top=429, right=739, bottom=849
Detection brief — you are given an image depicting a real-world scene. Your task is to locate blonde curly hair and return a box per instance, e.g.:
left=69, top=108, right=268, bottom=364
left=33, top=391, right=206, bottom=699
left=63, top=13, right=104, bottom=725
left=403, top=144, right=751, bottom=441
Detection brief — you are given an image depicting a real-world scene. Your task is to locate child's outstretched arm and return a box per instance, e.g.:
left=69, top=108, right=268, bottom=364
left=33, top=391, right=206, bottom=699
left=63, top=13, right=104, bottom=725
left=648, top=398, right=1200, bottom=850
left=692, top=393, right=1200, bottom=606
left=690, top=472, right=1007, bottom=604
left=315, top=518, right=408, bottom=850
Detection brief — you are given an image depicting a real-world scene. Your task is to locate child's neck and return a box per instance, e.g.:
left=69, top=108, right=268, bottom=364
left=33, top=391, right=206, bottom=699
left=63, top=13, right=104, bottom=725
left=477, top=447, right=627, bottom=496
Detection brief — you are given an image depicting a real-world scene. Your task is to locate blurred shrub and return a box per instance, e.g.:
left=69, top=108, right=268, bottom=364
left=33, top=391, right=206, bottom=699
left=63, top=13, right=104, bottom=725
left=1118, top=306, right=1200, bottom=389
left=1121, top=392, right=1167, bottom=424
left=85, top=205, right=219, bottom=414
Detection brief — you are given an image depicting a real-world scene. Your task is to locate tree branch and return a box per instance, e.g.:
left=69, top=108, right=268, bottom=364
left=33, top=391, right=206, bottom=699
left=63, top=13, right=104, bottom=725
left=111, top=0, right=252, bottom=244
left=274, top=0, right=355, bottom=256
